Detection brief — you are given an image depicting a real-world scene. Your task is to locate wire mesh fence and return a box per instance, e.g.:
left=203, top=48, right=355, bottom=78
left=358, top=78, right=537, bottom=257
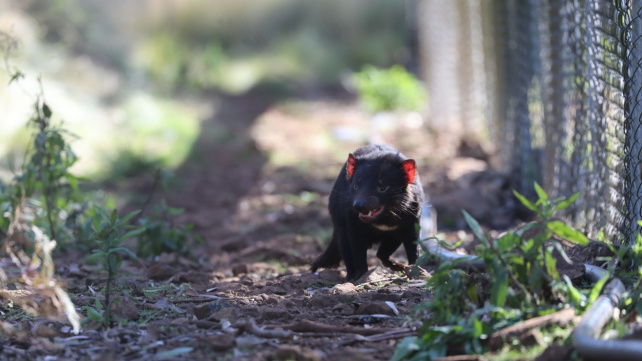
left=419, top=0, right=642, bottom=243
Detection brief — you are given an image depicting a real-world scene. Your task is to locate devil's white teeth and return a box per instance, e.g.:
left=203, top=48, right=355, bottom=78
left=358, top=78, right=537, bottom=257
left=368, top=210, right=373, bottom=216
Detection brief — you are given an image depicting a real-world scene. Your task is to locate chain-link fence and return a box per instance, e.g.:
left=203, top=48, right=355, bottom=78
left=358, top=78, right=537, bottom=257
left=419, top=0, right=642, bottom=244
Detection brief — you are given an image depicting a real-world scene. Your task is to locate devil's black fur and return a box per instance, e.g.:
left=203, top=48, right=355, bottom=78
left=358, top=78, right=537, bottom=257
left=310, top=144, right=424, bottom=282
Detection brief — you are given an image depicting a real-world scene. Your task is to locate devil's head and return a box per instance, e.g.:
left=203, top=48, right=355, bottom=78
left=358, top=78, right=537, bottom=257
left=344, top=152, right=417, bottom=225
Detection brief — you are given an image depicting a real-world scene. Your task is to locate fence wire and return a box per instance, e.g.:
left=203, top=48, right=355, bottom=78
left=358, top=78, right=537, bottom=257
left=420, top=0, right=642, bottom=243
left=493, top=0, right=642, bottom=243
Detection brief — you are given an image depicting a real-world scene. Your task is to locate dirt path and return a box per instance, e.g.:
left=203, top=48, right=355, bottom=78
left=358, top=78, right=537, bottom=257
left=2, top=90, right=518, bottom=360
left=156, top=90, right=434, bottom=360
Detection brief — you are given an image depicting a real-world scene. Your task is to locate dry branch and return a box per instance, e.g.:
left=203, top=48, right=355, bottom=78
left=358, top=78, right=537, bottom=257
left=488, top=308, right=576, bottom=350
left=338, top=329, right=417, bottom=346
left=235, top=318, right=292, bottom=339
left=280, top=319, right=407, bottom=336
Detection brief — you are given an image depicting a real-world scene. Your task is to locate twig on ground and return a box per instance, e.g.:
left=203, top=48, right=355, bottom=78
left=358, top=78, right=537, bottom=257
left=235, top=318, right=292, bottom=339
left=279, top=319, right=406, bottom=336
left=339, top=329, right=417, bottom=345
left=488, top=308, right=576, bottom=350
left=170, top=297, right=223, bottom=304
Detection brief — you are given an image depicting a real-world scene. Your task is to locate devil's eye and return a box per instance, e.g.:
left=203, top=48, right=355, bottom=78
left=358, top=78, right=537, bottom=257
left=353, top=183, right=359, bottom=190
left=377, top=185, right=389, bottom=193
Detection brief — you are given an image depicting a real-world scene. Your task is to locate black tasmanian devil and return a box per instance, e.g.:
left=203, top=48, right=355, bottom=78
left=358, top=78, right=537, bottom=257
left=311, top=144, right=424, bottom=282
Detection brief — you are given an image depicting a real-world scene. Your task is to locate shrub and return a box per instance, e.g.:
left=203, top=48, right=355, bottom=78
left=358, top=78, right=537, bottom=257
left=353, top=65, right=427, bottom=113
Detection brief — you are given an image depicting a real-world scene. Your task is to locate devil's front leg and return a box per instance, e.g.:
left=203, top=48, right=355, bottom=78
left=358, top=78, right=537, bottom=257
left=344, top=220, right=369, bottom=282
left=400, top=222, right=420, bottom=265
left=378, top=223, right=419, bottom=270
left=376, top=236, right=405, bottom=271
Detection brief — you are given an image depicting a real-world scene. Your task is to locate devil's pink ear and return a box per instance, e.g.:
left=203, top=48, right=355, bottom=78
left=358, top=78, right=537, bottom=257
left=346, top=154, right=357, bottom=180
left=401, top=159, right=416, bottom=184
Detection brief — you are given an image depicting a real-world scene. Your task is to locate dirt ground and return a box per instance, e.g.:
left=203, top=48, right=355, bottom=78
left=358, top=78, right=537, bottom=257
left=1, top=89, right=560, bottom=360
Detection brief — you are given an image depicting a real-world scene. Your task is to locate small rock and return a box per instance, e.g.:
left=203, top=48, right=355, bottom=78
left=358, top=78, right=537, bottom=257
left=309, top=295, right=340, bottom=310
left=208, top=333, right=236, bottom=351
left=146, top=263, right=176, bottom=280
left=152, top=298, right=185, bottom=313
left=357, top=266, right=393, bottom=284
left=236, top=335, right=269, bottom=348
left=232, top=264, right=249, bottom=276
left=260, top=307, right=290, bottom=321
left=193, top=300, right=232, bottom=320
left=330, top=282, right=356, bottom=295
left=331, top=303, right=354, bottom=316
left=254, top=293, right=268, bottom=302
left=269, top=345, right=323, bottom=361
left=176, top=271, right=211, bottom=285
left=401, top=289, right=425, bottom=299
left=240, top=276, right=254, bottom=286
left=193, top=305, right=212, bottom=320
left=192, top=320, right=218, bottom=329
left=169, top=317, right=190, bottom=325
left=356, top=301, right=397, bottom=316
left=212, top=307, right=238, bottom=323
left=316, top=269, right=343, bottom=281
left=371, top=293, right=402, bottom=302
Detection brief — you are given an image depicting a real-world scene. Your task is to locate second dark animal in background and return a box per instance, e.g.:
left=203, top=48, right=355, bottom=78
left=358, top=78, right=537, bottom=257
left=311, top=144, right=424, bottom=282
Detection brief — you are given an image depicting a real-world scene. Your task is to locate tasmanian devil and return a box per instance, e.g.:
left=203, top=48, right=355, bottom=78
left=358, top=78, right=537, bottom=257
left=311, top=144, right=424, bottom=282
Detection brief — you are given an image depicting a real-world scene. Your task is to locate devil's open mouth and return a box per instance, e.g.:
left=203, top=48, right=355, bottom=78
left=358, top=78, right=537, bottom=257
left=358, top=206, right=384, bottom=222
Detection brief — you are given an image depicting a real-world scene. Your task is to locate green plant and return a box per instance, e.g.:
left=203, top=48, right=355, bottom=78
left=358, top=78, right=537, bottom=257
left=136, top=200, right=201, bottom=258
left=395, top=183, right=593, bottom=360
left=1, top=97, right=81, bottom=245
left=0, top=90, right=81, bottom=333
left=606, top=220, right=642, bottom=322
left=472, top=183, right=589, bottom=309
left=0, top=52, right=198, bottom=337
left=83, top=298, right=107, bottom=325
left=393, top=317, right=484, bottom=361
left=127, top=169, right=202, bottom=259
left=85, top=207, right=143, bottom=327
left=352, top=65, right=427, bottom=112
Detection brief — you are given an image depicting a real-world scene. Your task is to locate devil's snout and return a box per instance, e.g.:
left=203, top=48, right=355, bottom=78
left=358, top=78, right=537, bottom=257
left=353, top=196, right=380, bottom=213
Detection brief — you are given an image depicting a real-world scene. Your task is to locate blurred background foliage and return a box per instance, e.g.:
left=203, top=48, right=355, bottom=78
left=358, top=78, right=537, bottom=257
left=135, top=0, right=409, bottom=93
left=0, top=0, right=416, bottom=181
left=353, top=65, right=427, bottom=113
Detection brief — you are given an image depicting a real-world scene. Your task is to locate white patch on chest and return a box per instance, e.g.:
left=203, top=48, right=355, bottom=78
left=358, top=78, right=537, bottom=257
left=371, top=223, right=398, bottom=231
